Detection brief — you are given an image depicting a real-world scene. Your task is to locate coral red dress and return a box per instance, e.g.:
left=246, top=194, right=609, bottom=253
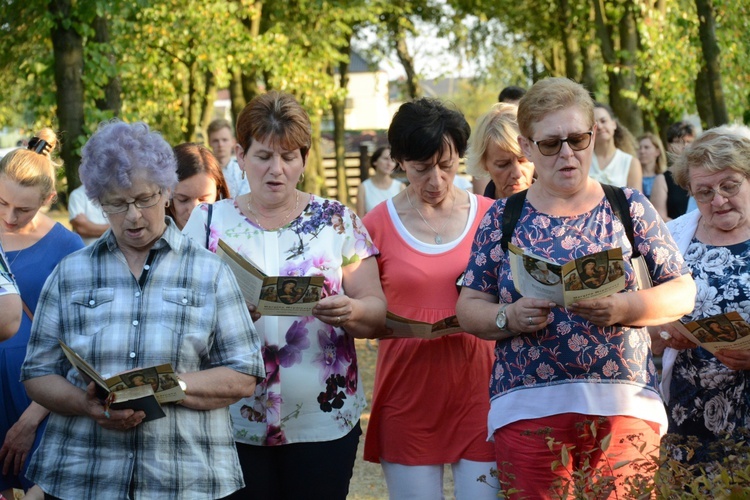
left=362, top=194, right=495, bottom=465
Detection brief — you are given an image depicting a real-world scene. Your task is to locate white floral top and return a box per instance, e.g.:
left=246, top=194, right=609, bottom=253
left=183, top=196, right=376, bottom=445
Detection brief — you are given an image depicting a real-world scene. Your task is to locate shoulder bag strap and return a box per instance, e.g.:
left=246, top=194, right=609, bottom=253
left=601, top=183, right=640, bottom=258
left=205, top=203, right=214, bottom=250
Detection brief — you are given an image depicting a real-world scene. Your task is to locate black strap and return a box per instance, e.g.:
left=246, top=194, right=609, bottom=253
left=500, top=184, right=639, bottom=256
left=205, top=204, right=213, bottom=249
left=500, top=189, right=528, bottom=252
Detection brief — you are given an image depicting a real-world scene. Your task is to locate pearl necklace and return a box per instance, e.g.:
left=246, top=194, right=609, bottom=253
left=246, top=191, right=300, bottom=231
left=406, top=188, right=455, bottom=244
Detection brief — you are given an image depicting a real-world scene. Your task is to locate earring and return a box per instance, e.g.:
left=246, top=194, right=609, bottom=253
left=241, top=170, right=246, bottom=180
left=165, top=200, right=171, bottom=208
left=299, top=172, right=305, bottom=184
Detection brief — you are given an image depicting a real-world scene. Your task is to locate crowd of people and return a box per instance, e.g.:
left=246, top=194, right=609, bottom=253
left=0, top=76, right=747, bottom=499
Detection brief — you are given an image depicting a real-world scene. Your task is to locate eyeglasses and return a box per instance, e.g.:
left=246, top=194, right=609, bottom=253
left=690, top=178, right=746, bottom=204
left=529, top=131, right=594, bottom=156
left=100, top=191, right=162, bottom=214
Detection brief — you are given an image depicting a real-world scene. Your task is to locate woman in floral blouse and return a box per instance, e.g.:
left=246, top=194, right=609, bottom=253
left=183, top=91, right=386, bottom=500
left=456, top=77, right=695, bottom=497
left=656, top=125, right=750, bottom=465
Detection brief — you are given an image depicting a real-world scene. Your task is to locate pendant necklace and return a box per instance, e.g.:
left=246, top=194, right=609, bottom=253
left=247, top=190, right=300, bottom=231
left=406, top=188, right=455, bottom=244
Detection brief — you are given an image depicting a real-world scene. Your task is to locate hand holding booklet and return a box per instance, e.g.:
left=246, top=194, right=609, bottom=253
left=508, top=244, right=626, bottom=307
left=59, top=340, right=185, bottom=422
left=216, top=239, right=325, bottom=316
left=671, top=311, right=750, bottom=354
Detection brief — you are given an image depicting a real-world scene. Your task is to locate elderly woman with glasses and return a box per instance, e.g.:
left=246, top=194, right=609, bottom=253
left=19, top=121, right=264, bottom=499
left=456, top=77, right=695, bottom=497
left=655, top=125, right=750, bottom=466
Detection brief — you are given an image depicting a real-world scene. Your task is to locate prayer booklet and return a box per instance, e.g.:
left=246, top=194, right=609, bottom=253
left=672, top=311, right=750, bottom=354
left=216, top=239, right=325, bottom=316
left=381, top=311, right=462, bottom=339
left=508, top=244, right=626, bottom=307
left=59, top=340, right=186, bottom=422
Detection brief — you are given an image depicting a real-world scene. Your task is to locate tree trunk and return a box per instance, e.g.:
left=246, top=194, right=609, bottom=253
left=93, top=15, right=121, bottom=117
left=200, top=70, right=217, bottom=138
left=49, top=0, right=85, bottom=194
left=241, top=71, right=261, bottom=104
left=389, top=17, right=420, bottom=99
left=695, top=64, right=715, bottom=128
left=184, top=59, right=200, bottom=142
left=332, top=39, right=351, bottom=205
left=229, top=67, right=246, bottom=123
left=694, top=0, right=728, bottom=125
left=305, top=117, right=325, bottom=196
left=581, top=42, right=598, bottom=94
left=615, top=2, right=642, bottom=136
left=559, top=0, right=580, bottom=81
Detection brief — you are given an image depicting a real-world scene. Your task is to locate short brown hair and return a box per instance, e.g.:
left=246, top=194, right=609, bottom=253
left=672, top=125, right=750, bottom=189
left=517, top=78, right=594, bottom=139
left=235, top=91, right=311, bottom=160
left=207, top=119, right=233, bottom=138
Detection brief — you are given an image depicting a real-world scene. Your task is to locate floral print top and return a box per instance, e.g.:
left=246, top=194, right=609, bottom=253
left=182, top=196, right=376, bottom=445
left=463, top=189, right=688, bottom=432
left=667, top=238, right=750, bottom=462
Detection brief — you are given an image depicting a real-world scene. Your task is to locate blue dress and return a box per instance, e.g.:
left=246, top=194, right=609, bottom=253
left=0, top=223, right=83, bottom=490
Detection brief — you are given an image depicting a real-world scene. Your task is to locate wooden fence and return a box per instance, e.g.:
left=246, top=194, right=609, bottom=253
left=321, top=146, right=370, bottom=203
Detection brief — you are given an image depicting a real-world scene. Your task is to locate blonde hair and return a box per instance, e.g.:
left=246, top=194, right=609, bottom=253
left=466, top=103, right=523, bottom=179
left=517, top=78, right=594, bottom=138
left=0, top=128, right=60, bottom=200
left=672, top=124, right=750, bottom=189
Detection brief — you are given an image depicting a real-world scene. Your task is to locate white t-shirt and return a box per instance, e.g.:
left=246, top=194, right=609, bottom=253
left=67, top=186, right=109, bottom=245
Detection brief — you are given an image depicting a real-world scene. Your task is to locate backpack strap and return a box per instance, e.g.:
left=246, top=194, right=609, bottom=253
left=500, top=189, right=528, bottom=252
left=601, top=184, right=640, bottom=258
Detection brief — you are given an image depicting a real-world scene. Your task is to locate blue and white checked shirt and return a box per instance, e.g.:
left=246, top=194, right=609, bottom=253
left=21, top=220, right=265, bottom=500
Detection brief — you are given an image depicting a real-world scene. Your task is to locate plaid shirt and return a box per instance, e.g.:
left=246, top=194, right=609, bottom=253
left=21, top=221, right=265, bottom=500
left=0, top=244, right=19, bottom=296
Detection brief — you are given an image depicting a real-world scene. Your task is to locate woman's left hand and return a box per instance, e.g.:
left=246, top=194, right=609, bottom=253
left=0, top=417, right=36, bottom=476
left=714, top=349, right=750, bottom=371
left=313, top=295, right=352, bottom=328
left=568, top=294, right=626, bottom=327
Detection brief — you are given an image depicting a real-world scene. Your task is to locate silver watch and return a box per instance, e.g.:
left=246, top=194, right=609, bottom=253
left=495, top=303, right=510, bottom=330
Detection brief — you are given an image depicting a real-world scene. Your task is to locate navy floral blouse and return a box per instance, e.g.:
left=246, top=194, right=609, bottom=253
left=667, top=238, right=750, bottom=463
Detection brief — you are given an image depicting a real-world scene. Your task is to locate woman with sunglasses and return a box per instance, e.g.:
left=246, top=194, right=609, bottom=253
left=655, top=125, right=750, bottom=467
left=456, top=77, right=695, bottom=497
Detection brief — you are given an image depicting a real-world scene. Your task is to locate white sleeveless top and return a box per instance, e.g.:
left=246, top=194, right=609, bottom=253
left=589, top=148, right=632, bottom=187
left=362, top=178, right=403, bottom=213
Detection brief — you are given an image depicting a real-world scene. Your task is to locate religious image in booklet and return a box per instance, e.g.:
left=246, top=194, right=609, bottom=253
left=216, top=238, right=325, bottom=316
left=508, top=244, right=626, bottom=308
left=672, top=311, right=750, bottom=354
left=59, top=340, right=185, bottom=422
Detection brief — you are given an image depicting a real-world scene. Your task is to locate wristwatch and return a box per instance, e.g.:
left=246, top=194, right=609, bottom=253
left=495, top=304, right=510, bottom=330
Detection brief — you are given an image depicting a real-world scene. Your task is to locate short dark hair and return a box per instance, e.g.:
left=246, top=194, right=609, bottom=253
left=387, top=98, right=470, bottom=164
left=498, top=86, right=526, bottom=103
left=666, top=121, right=696, bottom=144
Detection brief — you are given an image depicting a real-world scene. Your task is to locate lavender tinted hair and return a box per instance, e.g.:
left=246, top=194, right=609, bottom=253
left=80, top=121, right=178, bottom=201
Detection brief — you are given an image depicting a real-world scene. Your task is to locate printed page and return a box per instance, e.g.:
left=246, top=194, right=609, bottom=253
left=672, top=311, right=750, bottom=354
left=105, top=364, right=185, bottom=404
left=216, top=239, right=265, bottom=307
left=256, top=276, right=325, bottom=316
left=509, top=244, right=625, bottom=307
left=381, top=311, right=462, bottom=339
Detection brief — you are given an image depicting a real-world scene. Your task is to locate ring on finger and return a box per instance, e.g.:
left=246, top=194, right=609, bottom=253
left=528, top=316, right=533, bottom=326
left=337, top=316, right=341, bottom=324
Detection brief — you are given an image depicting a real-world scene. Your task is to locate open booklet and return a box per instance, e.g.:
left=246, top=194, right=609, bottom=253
left=216, top=239, right=325, bottom=317
left=508, top=244, right=626, bottom=307
left=60, top=340, right=185, bottom=422
left=382, top=312, right=462, bottom=339
left=671, top=311, right=750, bottom=354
